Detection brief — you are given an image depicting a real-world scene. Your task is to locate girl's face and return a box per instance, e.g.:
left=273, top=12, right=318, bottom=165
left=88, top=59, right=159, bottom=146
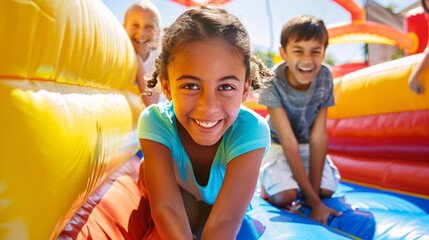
left=161, top=39, right=250, bottom=146
left=123, top=7, right=159, bottom=56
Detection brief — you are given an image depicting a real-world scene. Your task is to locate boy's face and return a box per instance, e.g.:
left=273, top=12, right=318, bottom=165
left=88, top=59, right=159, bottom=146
left=280, top=38, right=326, bottom=91
left=124, top=7, right=160, bottom=57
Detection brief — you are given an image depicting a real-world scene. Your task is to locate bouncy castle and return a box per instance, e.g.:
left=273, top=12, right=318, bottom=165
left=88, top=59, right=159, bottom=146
left=1, top=0, right=429, bottom=239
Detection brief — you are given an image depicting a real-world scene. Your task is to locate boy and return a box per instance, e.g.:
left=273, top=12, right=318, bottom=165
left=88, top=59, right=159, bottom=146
left=258, top=15, right=342, bottom=224
left=123, top=0, right=163, bottom=106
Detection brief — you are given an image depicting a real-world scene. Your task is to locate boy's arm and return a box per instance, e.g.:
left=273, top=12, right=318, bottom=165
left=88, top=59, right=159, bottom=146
left=268, top=107, right=340, bottom=224
left=267, top=107, right=319, bottom=201
left=136, top=55, right=160, bottom=107
left=201, top=148, right=266, bottom=239
left=139, top=139, right=193, bottom=240
left=308, top=107, right=329, bottom=194
left=409, top=48, right=429, bottom=94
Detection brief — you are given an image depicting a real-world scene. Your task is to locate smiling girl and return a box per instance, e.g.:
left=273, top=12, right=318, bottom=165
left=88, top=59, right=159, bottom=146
left=137, top=6, right=273, bottom=240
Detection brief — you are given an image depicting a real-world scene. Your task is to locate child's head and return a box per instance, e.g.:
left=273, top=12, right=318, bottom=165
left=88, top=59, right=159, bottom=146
left=279, top=15, right=328, bottom=91
left=148, top=6, right=272, bottom=146
left=149, top=6, right=271, bottom=89
left=280, top=15, right=328, bottom=50
left=123, top=0, right=161, bottom=58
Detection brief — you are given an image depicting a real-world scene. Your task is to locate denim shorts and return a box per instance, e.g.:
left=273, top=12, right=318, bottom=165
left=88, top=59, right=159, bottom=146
left=259, top=142, right=340, bottom=196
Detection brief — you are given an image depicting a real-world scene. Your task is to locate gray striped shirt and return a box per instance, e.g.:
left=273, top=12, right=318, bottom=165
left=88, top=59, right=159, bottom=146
left=258, top=62, right=335, bottom=143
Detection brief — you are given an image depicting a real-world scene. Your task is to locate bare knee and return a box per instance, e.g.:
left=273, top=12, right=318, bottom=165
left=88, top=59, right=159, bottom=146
left=319, top=189, right=334, bottom=199
left=269, top=189, right=298, bottom=208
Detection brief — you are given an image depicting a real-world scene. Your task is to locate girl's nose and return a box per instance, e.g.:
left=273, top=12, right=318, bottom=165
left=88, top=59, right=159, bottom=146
left=198, top=91, right=218, bottom=114
left=134, top=32, right=144, bottom=41
left=135, top=29, right=149, bottom=41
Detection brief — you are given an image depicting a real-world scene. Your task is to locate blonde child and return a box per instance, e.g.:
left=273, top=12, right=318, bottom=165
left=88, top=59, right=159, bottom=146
left=137, top=6, right=273, bottom=239
left=123, top=0, right=163, bottom=106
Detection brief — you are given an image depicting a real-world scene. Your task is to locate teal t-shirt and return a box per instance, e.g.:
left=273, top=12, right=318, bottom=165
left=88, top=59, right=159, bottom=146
left=138, top=101, right=270, bottom=205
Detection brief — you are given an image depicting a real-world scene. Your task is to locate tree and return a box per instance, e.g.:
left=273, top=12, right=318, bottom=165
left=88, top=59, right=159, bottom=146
left=323, top=53, right=336, bottom=66
left=386, top=3, right=398, bottom=13
left=253, top=49, right=270, bottom=66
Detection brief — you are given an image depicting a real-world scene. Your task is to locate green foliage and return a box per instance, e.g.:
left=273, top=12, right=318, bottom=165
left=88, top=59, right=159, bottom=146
left=391, top=52, right=404, bottom=60
left=253, top=49, right=277, bottom=68
left=323, top=53, right=336, bottom=66
left=253, top=49, right=270, bottom=66
left=386, top=3, right=398, bottom=13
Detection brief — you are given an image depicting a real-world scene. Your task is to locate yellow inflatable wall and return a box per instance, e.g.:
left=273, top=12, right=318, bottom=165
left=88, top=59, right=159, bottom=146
left=0, top=0, right=143, bottom=239
left=328, top=54, right=429, bottom=119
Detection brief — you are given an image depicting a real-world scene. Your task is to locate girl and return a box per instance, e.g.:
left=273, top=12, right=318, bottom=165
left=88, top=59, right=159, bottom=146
left=137, top=6, right=273, bottom=240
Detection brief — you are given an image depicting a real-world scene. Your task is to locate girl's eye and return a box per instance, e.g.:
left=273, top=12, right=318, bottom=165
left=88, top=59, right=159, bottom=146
left=145, top=26, right=155, bottom=32
left=182, top=83, right=199, bottom=90
left=219, top=84, right=235, bottom=91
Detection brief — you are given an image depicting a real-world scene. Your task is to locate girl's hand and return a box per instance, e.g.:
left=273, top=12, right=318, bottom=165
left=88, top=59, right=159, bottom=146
left=409, top=75, right=423, bottom=94
left=308, top=202, right=342, bottom=225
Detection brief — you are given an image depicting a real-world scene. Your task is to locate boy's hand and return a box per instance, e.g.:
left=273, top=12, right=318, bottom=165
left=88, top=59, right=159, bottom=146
left=409, top=75, right=423, bottom=94
left=308, top=202, right=342, bottom=225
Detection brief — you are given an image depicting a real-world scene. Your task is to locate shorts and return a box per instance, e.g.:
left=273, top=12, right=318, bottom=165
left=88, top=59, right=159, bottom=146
left=259, top=142, right=340, bottom=196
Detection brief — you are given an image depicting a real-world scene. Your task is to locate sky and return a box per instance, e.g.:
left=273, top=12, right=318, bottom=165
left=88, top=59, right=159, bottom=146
left=101, top=0, right=420, bottom=65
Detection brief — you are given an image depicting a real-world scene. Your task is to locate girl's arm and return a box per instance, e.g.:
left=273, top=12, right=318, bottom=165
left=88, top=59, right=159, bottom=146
left=201, top=148, right=266, bottom=240
left=308, top=108, right=328, bottom=195
left=409, top=48, right=429, bottom=94
left=267, top=107, right=339, bottom=224
left=139, top=139, right=193, bottom=240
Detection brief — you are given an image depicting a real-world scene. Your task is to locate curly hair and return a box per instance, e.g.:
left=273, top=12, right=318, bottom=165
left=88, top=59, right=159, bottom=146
left=147, top=6, right=273, bottom=90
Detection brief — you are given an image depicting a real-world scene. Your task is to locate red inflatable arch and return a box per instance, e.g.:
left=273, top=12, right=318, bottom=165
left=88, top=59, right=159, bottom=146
left=168, top=0, right=231, bottom=7
left=329, top=0, right=418, bottom=53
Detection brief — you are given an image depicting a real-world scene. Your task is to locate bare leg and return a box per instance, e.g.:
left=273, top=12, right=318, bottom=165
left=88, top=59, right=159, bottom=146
left=319, top=189, right=334, bottom=199
left=263, top=186, right=298, bottom=210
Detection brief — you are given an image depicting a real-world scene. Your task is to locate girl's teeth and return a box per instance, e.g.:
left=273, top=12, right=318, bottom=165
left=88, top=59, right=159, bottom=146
left=195, top=120, right=219, bottom=128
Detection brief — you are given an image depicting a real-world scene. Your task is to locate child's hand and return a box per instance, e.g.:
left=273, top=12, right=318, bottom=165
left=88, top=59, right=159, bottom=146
left=409, top=75, right=423, bottom=94
left=308, top=202, right=342, bottom=225
left=137, top=38, right=158, bottom=50
left=129, top=35, right=154, bottom=58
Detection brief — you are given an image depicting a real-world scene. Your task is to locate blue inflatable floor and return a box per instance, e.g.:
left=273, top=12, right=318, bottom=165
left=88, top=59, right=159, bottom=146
left=334, top=182, right=429, bottom=240
left=240, top=181, right=429, bottom=240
